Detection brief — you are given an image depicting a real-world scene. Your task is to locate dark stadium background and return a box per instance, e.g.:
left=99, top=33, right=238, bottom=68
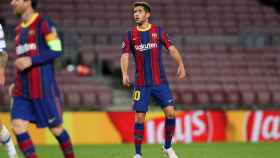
left=0, top=0, right=280, bottom=157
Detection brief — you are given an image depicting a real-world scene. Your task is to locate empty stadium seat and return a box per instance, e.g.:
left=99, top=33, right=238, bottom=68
left=1, top=0, right=280, bottom=108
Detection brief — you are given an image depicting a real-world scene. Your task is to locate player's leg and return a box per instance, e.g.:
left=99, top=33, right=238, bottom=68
left=39, top=92, right=75, bottom=158
left=50, top=125, right=75, bottom=158
left=134, top=112, right=146, bottom=158
left=12, top=119, right=36, bottom=158
left=0, top=120, right=18, bottom=158
left=132, top=86, right=150, bottom=158
left=1, top=83, right=19, bottom=158
left=152, top=84, right=178, bottom=158
left=163, top=106, right=176, bottom=149
left=11, top=97, right=38, bottom=158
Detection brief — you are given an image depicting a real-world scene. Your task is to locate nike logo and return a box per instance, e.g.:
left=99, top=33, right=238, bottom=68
left=48, top=117, right=56, bottom=123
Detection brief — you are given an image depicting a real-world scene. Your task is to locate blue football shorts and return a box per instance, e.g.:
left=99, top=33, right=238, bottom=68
left=11, top=95, right=63, bottom=128
left=132, top=83, right=174, bottom=112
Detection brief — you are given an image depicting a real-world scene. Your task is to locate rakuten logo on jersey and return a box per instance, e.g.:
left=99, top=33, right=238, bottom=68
left=247, top=111, right=280, bottom=142
left=16, top=43, right=37, bottom=55
left=146, top=111, right=213, bottom=144
left=135, top=43, right=157, bottom=52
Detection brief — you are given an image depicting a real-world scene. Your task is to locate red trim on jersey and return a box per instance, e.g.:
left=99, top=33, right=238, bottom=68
left=13, top=27, right=23, bottom=97
left=13, top=16, right=44, bottom=99
left=161, top=29, right=172, bottom=49
left=149, top=25, right=161, bottom=85
left=13, top=71, right=22, bottom=96
left=52, top=86, right=62, bottom=115
left=132, top=28, right=145, bottom=86
left=28, top=16, right=43, bottom=99
left=122, top=35, right=131, bottom=54
left=41, top=19, right=49, bottom=35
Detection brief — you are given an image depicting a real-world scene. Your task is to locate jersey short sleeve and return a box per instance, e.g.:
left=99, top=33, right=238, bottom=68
left=121, top=32, right=132, bottom=54
left=160, top=27, right=173, bottom=49
left=40, top=19, right=62, bottom=52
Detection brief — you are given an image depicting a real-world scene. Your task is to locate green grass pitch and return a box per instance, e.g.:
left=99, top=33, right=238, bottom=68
left=1, top=143, right=279, bottom=158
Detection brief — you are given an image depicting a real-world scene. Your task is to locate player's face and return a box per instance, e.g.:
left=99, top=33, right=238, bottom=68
left=10, top=0, right=30, bottom=16
left=133, top=6, right=150, bottom=25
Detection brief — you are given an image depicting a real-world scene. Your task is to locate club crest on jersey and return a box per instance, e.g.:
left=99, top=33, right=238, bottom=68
left=28, top=29, right=36, bottom=36
left=152, top=33, right=158, bottom=40
left=135, top=43, right=158, bottom=52
left=121, top=41, right=126, bottom=49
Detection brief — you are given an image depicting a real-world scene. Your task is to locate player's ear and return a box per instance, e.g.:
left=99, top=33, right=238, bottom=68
left=146, top=12, right=151, bottom=19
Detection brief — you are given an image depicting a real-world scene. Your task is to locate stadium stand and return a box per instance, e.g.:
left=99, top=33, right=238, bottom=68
left=1, top=0, right=280, bottom=109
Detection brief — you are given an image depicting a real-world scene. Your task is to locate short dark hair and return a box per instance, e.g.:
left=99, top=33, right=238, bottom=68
left=25, top=0, right=38, bottom=9
left=133, top=1, right=151, bottom=13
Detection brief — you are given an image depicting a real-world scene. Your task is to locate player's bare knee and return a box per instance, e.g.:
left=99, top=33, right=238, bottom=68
left=165, top=112, right=175, bottom=119
left=164, top=107, right=175, bottom=119
left=135, top=117, right=145, bottom=123
left=12, top=119, right=28, bottom=134
left=50, top=125, right=64, bottom=136
left=135, top=112, right=146, bottom=123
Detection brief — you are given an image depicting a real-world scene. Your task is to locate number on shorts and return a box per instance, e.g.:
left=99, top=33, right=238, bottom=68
left=133, top=90, right=141, bottom=101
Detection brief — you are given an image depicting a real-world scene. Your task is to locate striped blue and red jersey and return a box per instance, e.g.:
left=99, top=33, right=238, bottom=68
left=13, top=13, right=62, bottom=99
left=122, top=24, right=173, bottom=86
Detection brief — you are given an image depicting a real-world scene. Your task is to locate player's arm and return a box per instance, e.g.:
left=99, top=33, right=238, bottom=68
left=161, top=28, right=186, bottom=80
left=31, top=19, right=62, bottom=65
left=121, top=53, right=130, bottom=86
left=120, top=33, right=132, bottom=86
left=15, top=19, right=62, bottom=71
left=0, top=52, right=8, bottom=85
left=0, top=25, right=8, bottom=85
left=168, top=46, right=186, bottom=80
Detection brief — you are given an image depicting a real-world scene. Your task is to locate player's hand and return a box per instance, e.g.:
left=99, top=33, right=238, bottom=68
left=177, top=63, right=186, bottom=80
left=15, top=57, right=32, bottom=71
left=122, top=74, right=130, bottom=87
left=0, top=68, right=5, bottom=86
